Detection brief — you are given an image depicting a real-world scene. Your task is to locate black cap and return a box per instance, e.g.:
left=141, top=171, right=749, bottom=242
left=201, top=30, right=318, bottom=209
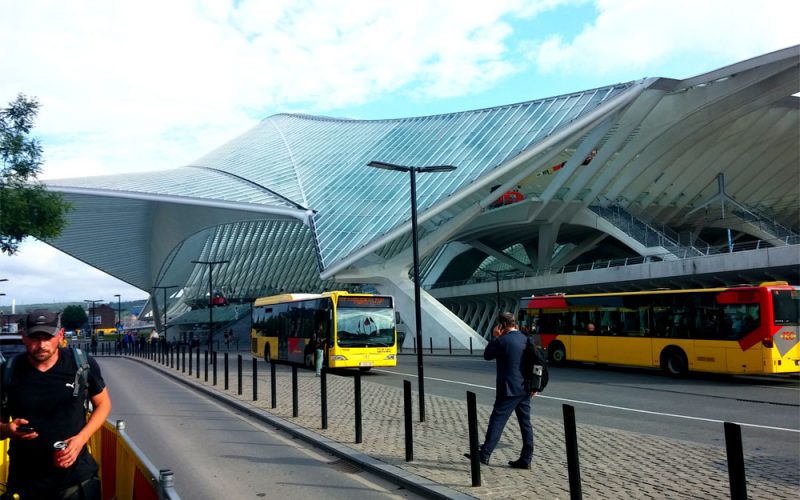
left=24, top=309, right=61, bottom=337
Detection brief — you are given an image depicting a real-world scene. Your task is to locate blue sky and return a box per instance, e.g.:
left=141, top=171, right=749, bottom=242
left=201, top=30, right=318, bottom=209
left=1, top=0, right=798, bottom=306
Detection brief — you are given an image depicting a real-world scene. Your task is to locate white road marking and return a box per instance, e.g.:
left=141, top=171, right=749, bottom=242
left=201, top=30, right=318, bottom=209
left=375, top=369, right=800, bottom=434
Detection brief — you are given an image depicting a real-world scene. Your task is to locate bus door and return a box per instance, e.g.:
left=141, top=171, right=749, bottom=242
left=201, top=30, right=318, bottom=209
left=596, top=308, right=651, bottom=366
left=568, top=310, right=599, bottom=362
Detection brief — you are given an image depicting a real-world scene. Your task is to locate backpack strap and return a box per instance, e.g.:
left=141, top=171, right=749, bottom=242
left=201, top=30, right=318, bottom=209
left=70, top=347, right=90, bottom=403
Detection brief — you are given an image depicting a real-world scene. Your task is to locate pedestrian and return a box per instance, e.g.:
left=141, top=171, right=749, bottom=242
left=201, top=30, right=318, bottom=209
left=465, top=312, right=535, bottom=469
left=313, top=325, right=326, bottom=376
left=0, top=309, right=112, bottom=499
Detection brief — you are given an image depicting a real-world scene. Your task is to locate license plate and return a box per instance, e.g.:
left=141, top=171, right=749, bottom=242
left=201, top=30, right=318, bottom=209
left=359, top=361, right=374, bottom=367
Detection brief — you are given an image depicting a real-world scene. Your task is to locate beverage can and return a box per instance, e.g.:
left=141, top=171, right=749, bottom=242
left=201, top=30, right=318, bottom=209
left=53, top=441, right=67, bottom=466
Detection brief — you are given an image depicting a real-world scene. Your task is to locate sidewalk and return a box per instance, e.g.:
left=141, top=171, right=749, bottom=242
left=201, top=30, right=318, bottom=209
left=132, top=352, right=798, bottom=499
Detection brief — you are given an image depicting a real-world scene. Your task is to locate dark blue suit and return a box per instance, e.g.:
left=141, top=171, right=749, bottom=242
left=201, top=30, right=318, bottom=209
left=479, top=329, right=534, bottom=464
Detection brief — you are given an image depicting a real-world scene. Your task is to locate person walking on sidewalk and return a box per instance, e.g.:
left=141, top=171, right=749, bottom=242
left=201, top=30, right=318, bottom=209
left=466, top=311, right=534, bottom=469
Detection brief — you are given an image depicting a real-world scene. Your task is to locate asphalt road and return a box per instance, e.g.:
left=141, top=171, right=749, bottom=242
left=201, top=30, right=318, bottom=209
left=97, top=357, right=424, bottom=500
left=371, top=353, right=800, bottom=464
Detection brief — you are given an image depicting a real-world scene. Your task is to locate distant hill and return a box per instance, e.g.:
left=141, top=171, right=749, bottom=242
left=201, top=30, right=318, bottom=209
left=10, top=300, right=148, bottom=315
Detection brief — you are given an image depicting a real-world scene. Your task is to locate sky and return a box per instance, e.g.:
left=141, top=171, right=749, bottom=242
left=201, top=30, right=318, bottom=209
left=0, top=0, right=798, bottom=307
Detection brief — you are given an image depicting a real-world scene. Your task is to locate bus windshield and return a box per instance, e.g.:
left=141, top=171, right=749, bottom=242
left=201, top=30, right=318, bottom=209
left=336, top=307, right=395, bottom=347
left=773, top=289, right=799, bottom=325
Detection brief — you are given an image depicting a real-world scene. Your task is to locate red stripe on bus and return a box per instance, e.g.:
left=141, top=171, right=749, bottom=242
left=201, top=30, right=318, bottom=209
left=528, top=297, right=568, bottom=309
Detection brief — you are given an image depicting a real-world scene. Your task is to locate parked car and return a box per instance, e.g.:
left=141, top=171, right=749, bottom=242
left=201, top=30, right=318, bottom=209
left=0, top=334, right=26, bottom=358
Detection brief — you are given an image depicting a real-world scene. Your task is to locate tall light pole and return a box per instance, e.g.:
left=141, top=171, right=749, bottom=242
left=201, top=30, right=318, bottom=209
left=84, top=299, right=101, bottom=339
left=0, top=292, right=6, bottom=333
left=367, top=160, right=456, bottom=422
left=484, top=270, right=504, bottom=311
left=0, top=280, right=7, bottom=333
left=191, top=260, right=229, bottom=354
left=113, top=294, right=122, bottom=333
left=153, top=285, right=179, bottom=341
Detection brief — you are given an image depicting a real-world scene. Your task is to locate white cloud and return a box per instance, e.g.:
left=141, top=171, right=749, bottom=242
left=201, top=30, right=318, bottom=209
left=0, top=240, right=149, bottom=306
left=532, top=0, right=800, bottom=76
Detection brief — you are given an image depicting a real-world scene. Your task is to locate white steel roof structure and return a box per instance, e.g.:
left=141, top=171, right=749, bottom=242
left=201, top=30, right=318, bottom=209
left=43, top=46, right=799, bottom=346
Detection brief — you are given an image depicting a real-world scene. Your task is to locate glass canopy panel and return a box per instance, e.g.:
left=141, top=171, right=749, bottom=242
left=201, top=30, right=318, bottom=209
left=46, top=168, right=297, bottom=208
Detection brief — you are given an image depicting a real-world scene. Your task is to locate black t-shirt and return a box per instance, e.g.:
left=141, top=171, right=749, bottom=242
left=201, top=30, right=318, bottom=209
left=2, top=348, right=106, bottom=491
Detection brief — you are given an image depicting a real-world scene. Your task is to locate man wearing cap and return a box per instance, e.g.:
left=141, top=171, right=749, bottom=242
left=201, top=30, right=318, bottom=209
left=0, top=309, right=111, bottom=499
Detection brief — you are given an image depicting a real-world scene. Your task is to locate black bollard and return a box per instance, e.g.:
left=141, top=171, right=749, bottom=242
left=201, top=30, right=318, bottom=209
left=469, top=337, right=473, bottom=355
left=195, top=348, right=200, bottom=379
left=404, top=380, right=413, bottom=461
left=354, top=372, right=362, bottom=444
left=204, top=350, right=208, bottom=382
left=270, top=362, right=277, bottom=409
left=224, top=353, right=229, bottom=390
left=182, top=346, right=186, bottom=373
left=467, top=391, right=481, bottom=487
left=188, top=347, right=192, bottom=375
left=237, top=354, right=243, bottom=395
left=252, top=358, right=257, bottom=401
left=292, top=366, right=299, bottom=417
left=724, top=422, right=748, bottom=500
left=413, top=336, right=416, bottom=354
left=563, top=404, right=582, bottom=500
left=321, top=369, right=328, bottom=429
left=429, top=337, right=433, bottom=354
left=213, top=352, right=217, bottom=386
left=449, top=337, right=452, bottom=354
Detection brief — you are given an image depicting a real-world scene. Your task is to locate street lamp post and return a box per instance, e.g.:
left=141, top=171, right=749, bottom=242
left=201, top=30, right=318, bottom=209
left=0, top=292, right=6, bottom=333
left=367, top=160, right=456, bottom=422
left=84, top=299, right=101, bottom=339
left=113, top=294, right=122, bottom=333
left=152, top=286, right=178, bottom=342
left=191, top=260, right=229, bottom=355
left=484, top=270, right=504, bottom=311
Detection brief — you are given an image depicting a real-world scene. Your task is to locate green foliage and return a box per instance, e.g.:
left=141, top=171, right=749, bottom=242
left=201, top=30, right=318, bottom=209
left=1, top=93, right=71, bottom=255
left=61, top=304, right=88, bottom=330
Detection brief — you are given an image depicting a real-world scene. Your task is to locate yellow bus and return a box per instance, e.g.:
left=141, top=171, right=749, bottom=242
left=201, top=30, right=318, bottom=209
left=519, top=282, right=799, bottom=376
left=251, top=291, right=398, bottom=370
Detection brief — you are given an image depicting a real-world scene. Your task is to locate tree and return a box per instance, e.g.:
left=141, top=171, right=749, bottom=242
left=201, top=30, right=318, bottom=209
left=1, top=94, right=71, bottom=255
left=61, top=305, right=88, bottom=331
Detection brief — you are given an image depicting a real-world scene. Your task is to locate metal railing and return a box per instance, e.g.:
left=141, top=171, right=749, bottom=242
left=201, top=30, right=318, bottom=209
left=589, top=205, right=705, bottom=257
left=428, top=236, right=799, bottom=290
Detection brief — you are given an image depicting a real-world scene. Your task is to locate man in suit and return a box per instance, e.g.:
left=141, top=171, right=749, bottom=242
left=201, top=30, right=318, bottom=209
left=467, top=311, right=534, bottom=469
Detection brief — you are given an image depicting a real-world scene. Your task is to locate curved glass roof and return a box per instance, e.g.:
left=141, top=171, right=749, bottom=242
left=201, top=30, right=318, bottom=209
left=192, top=83, right=632, bottom=270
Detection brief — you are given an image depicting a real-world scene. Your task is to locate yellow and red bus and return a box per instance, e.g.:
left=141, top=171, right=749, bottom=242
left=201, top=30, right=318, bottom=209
left=251, top=291, right=398, bottom=370
left=518, top=282, right=799, bottom=376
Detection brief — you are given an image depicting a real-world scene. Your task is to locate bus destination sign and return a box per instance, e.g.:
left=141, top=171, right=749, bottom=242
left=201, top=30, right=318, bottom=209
left=338, top=296, right=392, bottom=308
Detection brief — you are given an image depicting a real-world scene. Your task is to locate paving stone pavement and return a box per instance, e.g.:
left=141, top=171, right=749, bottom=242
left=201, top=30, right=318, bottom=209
left=133, top=351, right=799, bottom=499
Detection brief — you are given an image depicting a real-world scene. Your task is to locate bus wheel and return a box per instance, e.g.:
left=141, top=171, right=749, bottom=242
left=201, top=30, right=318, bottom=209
left=661, top=348, right=688, bottom=377
left=264, top=346, right=271, bottom=363
left=548, top=342, right=566, bottom=366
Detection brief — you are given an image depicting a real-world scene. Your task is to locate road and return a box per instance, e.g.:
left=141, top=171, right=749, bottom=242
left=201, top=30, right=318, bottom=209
left=372, top=353, right=800, bottom=463
left=97, top=357, right=424, bottom=500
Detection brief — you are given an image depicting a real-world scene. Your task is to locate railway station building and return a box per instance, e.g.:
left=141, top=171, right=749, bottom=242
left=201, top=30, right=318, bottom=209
left=42, top=46, right=799, bottom=348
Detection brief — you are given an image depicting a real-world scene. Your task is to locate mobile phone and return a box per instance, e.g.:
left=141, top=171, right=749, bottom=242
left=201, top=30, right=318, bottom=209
left=16, top=425, right=35, bottom=433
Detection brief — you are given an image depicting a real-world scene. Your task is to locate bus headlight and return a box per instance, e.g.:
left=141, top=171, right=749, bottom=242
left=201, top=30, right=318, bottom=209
left=384, top=354, right=396, bottom=360
left=331, top=355, right=348, bottom=361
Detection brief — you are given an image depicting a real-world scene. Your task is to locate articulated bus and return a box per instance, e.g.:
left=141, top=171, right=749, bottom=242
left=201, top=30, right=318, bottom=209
left=251, top=291, right=398, bottom=370
left=518, top=282, right=799, bottom=376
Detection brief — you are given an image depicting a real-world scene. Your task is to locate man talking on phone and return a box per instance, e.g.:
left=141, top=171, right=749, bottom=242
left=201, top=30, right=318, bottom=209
left=465, top=311, right=535, bottom=470
left=0, top=310, right=111, bottom=499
